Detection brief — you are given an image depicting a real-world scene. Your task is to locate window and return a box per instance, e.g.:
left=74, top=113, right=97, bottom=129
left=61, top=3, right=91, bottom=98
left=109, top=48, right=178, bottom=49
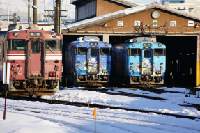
left=76, top=47, right=87, bottom=55
left=128, top=48, right=141, bottom=56
left=31, top=42, right=40, bottom=53
left=45, top=40, right=61, bottom=51
left=154, top=49, right=166, bottom=56
left=91, top=49, right=97, bottom=57
left=144, top=49, right=151, bottom=58
left=7, top=39, right=26, bottom=50
left=100, top=48, right=110, bottom=55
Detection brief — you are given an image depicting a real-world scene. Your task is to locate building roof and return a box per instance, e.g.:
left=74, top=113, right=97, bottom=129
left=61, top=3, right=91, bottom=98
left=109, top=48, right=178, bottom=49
left=109, top=0, right=138, bottom=7
left=70, top=0, right=138, bottom=7
left=62, top=3, right=200, bottom=32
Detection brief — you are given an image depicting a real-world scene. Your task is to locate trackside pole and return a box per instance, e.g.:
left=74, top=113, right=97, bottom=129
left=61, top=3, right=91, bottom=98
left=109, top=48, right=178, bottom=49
left=93, top=107, right=97, bottom=133
left=3, top=63, right=10, bottom=120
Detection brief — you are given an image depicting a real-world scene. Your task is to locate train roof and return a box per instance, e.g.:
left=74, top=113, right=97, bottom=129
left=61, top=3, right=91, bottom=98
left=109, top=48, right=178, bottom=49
left=70, top=36, right=111, bottom=47
left=125, top=37, right=155, bottom=43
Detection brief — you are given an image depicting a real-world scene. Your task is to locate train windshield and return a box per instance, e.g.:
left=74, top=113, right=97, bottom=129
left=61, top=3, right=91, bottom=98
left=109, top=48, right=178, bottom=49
left=76, top=47, right=87, bottom=55
left=31, top=42, right=40, bottom=53
left=100, top=48, right=110, bottom=55
left=7, top=39, right=26, bottom=50
left=91, top=49, right=97, bottom=57
left=128, top=48, right=141, bottom=56
left=144, top=49, right=151, bottom=58
left=154, top=49, right=166, bottom=56
left=45, top=40, right=61, bottom=51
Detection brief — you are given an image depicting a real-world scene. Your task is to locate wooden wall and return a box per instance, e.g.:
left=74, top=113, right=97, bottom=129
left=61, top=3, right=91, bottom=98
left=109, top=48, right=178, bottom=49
left=96, top=0, right=127, bottom=17
left=76, top=8, right=200, bottom=33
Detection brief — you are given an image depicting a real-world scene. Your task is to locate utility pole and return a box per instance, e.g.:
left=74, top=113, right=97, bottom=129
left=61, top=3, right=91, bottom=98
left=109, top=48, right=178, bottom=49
left=28, top=0, right=30, bottom=24
left=33, top=0, right=37, bottom=24
left=54, top=0, right=60, bottom=33
left=44, top=0, right=67, bottom=33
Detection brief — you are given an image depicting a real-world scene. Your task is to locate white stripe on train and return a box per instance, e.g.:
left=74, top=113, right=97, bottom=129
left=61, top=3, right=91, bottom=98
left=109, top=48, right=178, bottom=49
left=7, top=56, right=62, bottom=60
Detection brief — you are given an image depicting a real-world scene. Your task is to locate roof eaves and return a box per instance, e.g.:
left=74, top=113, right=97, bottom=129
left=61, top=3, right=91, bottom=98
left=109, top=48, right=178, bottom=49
left=110, top=0, right=138, bottom=7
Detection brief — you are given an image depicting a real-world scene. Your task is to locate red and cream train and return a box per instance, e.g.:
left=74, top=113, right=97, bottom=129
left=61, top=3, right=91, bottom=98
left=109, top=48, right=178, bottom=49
left=0, top=29, right=62, bottom=96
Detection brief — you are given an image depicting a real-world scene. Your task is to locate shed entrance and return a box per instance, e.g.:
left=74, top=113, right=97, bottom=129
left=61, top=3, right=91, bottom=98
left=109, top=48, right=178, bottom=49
left=157, top=36, right=197, bottom=87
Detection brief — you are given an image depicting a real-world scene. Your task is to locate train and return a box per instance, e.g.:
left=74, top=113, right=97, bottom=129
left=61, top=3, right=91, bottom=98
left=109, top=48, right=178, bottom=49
left=0, top=29, right=63, bottom=96
left=111, top=37, right=166, bottom=87
left=64, top=36, right=112, bottom=87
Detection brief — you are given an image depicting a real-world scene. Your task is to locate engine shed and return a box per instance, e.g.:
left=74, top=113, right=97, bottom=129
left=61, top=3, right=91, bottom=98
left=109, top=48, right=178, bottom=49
left=62, top=1, right=200, bottom=87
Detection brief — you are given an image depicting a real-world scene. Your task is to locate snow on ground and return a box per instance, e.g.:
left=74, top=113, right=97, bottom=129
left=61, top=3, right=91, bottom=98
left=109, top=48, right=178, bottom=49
left=0, top=87, right=200, bottom=133
left=43, top=87, right=200, bottom=117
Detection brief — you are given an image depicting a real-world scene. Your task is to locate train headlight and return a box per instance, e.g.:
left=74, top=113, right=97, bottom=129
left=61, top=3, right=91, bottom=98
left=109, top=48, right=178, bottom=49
left=105, top=43, right=108, bottom=46
left=52, top=32, right=56, bottom=38
left=132, top=43, right=136, bottom=47
left=79, top=42, right=83, bottom=45
left=158, top=43, right=162, bottom=47
left=13, top=32, right=19, bottom=37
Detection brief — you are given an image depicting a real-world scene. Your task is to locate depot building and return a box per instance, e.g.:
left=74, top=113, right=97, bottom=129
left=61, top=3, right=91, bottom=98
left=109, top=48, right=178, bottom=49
left=61, top=0, right=200, bottom=87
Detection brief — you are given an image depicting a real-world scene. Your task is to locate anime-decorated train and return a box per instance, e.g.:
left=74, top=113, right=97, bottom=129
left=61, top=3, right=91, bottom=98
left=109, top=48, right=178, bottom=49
left=0, top=29, right=62, bottom=96
left=64, top=36, right=111, bottom=86
left=111, top=37, right=166, bottom=87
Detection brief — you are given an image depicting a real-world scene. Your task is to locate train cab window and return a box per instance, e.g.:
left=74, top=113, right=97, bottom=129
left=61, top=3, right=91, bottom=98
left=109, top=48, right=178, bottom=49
left=60, top=40, right=62, bottom=51
left=7, top=39, right=26, bottom=50
left=100, top=48, right=110, bottom=55
left=154, top=49, right=165, bottom=56
left=144, top=50, right=151, bottom=58
left=31, top=42, right=40, bottom=53
left=91, top=49, right=97, bottom=57
left=128, top=48, right=141, bottom=56
left=76, top=47, right=87, bottom=55
left=45, top=40, right=61, bottom=51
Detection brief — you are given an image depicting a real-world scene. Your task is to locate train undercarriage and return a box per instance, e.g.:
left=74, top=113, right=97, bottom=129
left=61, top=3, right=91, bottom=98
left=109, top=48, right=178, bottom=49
left=112, top=75, right=164, bottom=88
left=66, top=75, right=109, bottom=87
left=0, top=79, right=59, bottom=96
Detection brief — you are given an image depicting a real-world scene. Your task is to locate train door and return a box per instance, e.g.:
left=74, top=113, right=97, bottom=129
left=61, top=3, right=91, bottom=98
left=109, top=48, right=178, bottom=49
left=28, top=41, right=44, bottom=78
left=87, top=47, right=99, bottom=74
left=141, top=49, right=153, bottom=75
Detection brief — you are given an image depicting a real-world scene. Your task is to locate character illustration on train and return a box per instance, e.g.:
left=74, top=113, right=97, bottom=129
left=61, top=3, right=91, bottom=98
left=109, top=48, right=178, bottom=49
left=64, top=36, right=111, bottom=87
left=0, top=29, right=62, bottom=96
left=112, top=37, right=166, bottom=87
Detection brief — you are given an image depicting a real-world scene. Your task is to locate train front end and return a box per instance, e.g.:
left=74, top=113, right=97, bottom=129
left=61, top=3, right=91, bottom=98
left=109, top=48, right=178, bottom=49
left=127, top=37, right=166, bottom=87
left=5, top=30, right=62, bottom=96
left=75, top=36, right=111, bottom=86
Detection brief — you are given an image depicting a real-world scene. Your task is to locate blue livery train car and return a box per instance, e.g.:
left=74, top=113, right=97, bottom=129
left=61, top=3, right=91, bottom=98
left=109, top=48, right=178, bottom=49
left=112, top=37, right=166, bottom=87
left=65, top=36, right=112, bottom=87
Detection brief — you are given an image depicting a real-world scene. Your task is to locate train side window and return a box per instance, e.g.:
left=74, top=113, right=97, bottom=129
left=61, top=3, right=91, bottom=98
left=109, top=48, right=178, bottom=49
left=144, top=50, right=151, bottom=58
left=7, top=39, right=26, bottom=50
left=60, top=40, right=62, bottom=51
left=77, top=47, right=87, bottom=55
left=100, top=48, right=110, bottom=55
left=45, top=40, right=57, bottom=50
left=128, top=48, right=141, bottom=56
left=154, top=49, right=165, bottom=56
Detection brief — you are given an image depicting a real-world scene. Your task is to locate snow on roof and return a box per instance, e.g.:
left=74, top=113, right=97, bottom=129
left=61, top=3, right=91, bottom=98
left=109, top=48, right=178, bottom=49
left=62, top=5, right=146, bottom=32
left=62, top=3, right=200, bottom=32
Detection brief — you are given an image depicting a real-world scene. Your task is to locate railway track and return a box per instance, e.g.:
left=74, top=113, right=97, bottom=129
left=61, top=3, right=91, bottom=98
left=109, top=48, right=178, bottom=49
left=1, top=94, right=200, bottom=121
